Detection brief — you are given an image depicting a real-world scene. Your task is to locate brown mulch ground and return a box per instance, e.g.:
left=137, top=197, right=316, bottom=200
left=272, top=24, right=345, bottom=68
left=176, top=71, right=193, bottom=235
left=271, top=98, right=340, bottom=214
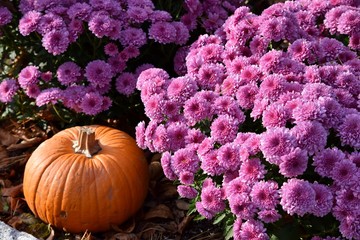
left=0, top=119, right=224, bottom=240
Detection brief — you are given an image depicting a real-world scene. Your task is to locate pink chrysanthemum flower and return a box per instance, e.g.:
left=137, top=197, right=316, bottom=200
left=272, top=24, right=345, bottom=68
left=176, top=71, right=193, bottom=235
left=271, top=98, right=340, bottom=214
left=221, top=75, right=242, bottom=96
left=210, top=114, right=239, bottom=145
left=313, top=147, right=346, bottom=177
left=200, top=179, right=226, bottom=214
left=237, top=219, right=269, bottom=240
left=18, top=66, right=41, bottom=89
left=19, top=10, right=41, bottom=36
left=167, top=122, right=189, bottom=152
left=80, top=92, right=106, bottom=115
left=88, top=12, right=112, bottom=38
left=25, top=84, right=41, bottom=99
left=167, top=75, right=198, bottom=103
left=183, top=95, right=213, bottom=126
left=143, top=93, right=164, bottom=122
left=331, top=160, right=358, bottom=184
left=197, top=63, right=226, bottom=90
left=171, top=21, right=190, bottom=45
left=195, top=201, right=216, bottom=219
left=0, top=79, right=19, bottom=103
left=135, top=121, right=146, bottom=149
left=42, top=29, right=70, bottom=55
left=0, top=7, right=12, bottom=26
left=260, top=127, right=296, bottom=165
left=198, top=43, right=224, bottom=63
left=177, top=185, right=198, bottom=199
left=115, top=72, right=137, bottom=96
left=104, top=42, right=118, bottom=56
left=229, top=193, right=257, bottom=220
left=214, top=96, right=246, bottom=122
left=239, top=158, right=267, bottom=183
left=148, top=21, right=177, bottom=44
left=339, top=215, right=360, bottom=240
left=280, top=178, right=316, bottom=216
left=291, top=121, right=328, bottom=155
left=279, top=148, right=308, bottom=177
left=119, top=27, right=147, bottom=47
left=338, top=113, right=360, bottom=149
left=262, top=103, right=289, bottom=128
left=85, top=60, right=113, bottom=89
left=35, top=87, right=62, bottom=107
left=337, top=9, right=360, bottom=35
left=127, top=6, right=150, bottom=23
left=67, top=2, right=92, bottom=21
left=56, top=61, right=82, bottom=86
left=37, top=13, right=65, bottom=35
left=258, top=209, right=281, bottom=223
left=200, top=149, right=226, bottom=176
left=152, top=124, right=169, bottom=153
left=172, top=147, right=200, bottom=175
left=160, top=151, right=177, bottom=181
left=218, top=143, right=241, bottom=172
left=235, top=84, right=259, bottom=110
left=225, top=176, right=251, bottom=199
left=310, top=183, right=333, bottom=217
left=250, top=180, right=279, bottom=210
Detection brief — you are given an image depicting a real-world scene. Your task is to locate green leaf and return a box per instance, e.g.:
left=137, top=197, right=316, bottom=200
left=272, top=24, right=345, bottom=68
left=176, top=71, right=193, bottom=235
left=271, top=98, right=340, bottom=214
left=270, top=234, right=280, bottom=240
left=213, top=212, right=226, bottom=225
left=224, top=226, right=233, bottom=240
left=193, top=215, right=206, bottom=221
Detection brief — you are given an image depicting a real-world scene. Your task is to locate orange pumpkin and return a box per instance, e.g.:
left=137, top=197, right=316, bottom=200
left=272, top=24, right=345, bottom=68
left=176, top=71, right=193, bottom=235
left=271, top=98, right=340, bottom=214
left=23, top=125, right=149, bottom=233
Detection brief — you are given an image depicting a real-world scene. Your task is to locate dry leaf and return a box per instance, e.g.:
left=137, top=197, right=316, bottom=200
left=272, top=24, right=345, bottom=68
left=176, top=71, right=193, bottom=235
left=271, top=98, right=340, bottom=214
left=0, top=128, right=19, bottom=146
left=7, top=137, right=44, bottom=151
left=175, top=200, right=189, bottom=211
left=149, top=161, right=163, bottom=181
left=156, top=182, right=178, bottom=200
left=143, top=204, right=174, bottom=220
left=177, top=215, right=193, bottom=234
left=150, top=153, right=161, bottom=162
left=111, top=232, right=138, bottom=240
left=7, top=215, right=24, bottom=229
left=1, top=183, right=23, bottom=197
left=138, top=223, right=166, bottom=240
left=111, top=217, right=136, bottom=233
left=0, top=146, right=8, bottom=159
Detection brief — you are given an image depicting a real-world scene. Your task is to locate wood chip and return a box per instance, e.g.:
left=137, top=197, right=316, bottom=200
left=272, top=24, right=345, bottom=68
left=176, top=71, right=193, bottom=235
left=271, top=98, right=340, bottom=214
left=143, top=204, right=174, bottom=220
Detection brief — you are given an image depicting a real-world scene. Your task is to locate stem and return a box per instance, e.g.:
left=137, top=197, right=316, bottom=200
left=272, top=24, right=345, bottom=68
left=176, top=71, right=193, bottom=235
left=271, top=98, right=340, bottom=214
left=73, top=126, right=102, bottom=158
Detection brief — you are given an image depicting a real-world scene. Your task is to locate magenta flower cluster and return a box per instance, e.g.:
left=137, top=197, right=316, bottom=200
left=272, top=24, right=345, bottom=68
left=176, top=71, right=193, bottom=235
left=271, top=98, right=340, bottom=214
left=136, top=0, right=360, bottom=239
left=180, top=0, right=244, bottom=33
left=0, top=6, right=12, bottom=27
left=8, top=0, right=194, bottom=115
left=18, top=0, right=191, bottom=55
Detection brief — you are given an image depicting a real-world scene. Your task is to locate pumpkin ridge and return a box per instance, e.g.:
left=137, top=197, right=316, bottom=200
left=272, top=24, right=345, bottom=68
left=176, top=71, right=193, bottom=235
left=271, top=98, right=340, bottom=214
left=105, top=151, right=143, bottom=216
left=23, top=150, right=58, bottom=217
left=56, top=154, right=84, bottom=230
left=34, top=152, right=73, bottom=224
left=45, top=153, right=81, bottom=226
left=90, top=155, right=119, bottom=228
left=89, top=158, right=101, bottom=230
left=100, top=154, right=134, bottom=221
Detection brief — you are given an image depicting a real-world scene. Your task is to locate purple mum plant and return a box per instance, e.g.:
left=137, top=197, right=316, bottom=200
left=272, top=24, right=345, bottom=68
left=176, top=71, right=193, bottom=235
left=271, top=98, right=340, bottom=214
left=135, top=0, right=360, bottom=239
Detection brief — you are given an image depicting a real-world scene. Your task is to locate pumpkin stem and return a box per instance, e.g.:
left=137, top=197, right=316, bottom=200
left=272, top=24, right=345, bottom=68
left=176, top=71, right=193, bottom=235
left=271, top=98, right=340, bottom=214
left=73, top=127, right=101, bottom=157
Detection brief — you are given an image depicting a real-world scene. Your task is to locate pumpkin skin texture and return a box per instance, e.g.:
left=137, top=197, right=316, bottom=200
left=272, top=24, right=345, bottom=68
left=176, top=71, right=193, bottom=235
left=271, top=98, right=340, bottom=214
left=23, top=125, right=149, bottom=233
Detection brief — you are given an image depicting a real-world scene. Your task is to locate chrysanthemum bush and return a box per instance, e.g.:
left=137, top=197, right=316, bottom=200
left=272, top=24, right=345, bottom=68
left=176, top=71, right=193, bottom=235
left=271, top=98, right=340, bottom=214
left=135, top=0, right=360, bottom=239
left=0, top=0, right=245, bottom=125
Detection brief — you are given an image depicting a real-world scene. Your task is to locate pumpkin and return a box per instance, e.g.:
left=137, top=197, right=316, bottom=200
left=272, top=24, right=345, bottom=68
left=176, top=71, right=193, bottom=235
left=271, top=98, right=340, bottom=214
left=23, top=125, right=149, bottom=233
